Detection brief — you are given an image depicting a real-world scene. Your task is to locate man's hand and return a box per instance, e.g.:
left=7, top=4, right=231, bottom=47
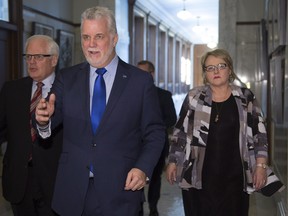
left=124, top=168, right=146, bottom=191
left=35, top=93, right=56, bottom=125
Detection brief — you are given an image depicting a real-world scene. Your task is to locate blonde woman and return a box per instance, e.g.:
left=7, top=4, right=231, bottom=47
left=166, top=49, right=284, bottom=216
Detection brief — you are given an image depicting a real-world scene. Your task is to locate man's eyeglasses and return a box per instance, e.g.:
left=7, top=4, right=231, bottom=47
left=23, top=54, right=52, bottom=61
left=204, top=63, right=228, bottom=72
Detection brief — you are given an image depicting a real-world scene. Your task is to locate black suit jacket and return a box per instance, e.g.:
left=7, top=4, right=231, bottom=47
left=0, top=76, right=62, bottom=206
left=156, top=87, right=177, bottom=156
left=157, top=87, right=177, bottom=128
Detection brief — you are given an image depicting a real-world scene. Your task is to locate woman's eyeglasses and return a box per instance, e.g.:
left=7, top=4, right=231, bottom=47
left=204, top=63, right=227, bottom=72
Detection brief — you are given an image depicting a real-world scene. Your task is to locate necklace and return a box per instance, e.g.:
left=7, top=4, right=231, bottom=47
left=214, top=102, right=223, bottom=123
left=212, top=89, right=231, bottom=123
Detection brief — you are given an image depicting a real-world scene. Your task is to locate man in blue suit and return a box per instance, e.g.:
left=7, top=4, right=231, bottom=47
left=35, top=6, right=165, bottom=216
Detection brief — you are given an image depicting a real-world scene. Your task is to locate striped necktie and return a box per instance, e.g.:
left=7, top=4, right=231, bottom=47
left=30, top=82, right=44, bottom=142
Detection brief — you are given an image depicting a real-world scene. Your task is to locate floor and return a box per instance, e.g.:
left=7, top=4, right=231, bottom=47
left=0, top=145, right=283, bottom=216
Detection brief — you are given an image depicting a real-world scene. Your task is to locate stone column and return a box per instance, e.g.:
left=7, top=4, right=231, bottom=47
left=218, top=0, right=237, bottom=60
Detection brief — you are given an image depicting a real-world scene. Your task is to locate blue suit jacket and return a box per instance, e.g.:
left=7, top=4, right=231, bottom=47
left=50, top=58, right=165, bottom=216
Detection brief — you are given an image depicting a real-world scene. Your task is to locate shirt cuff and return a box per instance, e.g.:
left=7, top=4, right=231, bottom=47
left=37, top=120, right=51, bottom=139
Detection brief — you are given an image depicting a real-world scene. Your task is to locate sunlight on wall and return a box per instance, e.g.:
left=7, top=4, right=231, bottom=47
left=181, top=57, right=191, bottom=85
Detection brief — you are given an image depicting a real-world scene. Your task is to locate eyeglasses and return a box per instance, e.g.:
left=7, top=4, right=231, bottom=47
left=204, top=63, right=228, bottom=72
left=23, top=54, right=52, bottom=61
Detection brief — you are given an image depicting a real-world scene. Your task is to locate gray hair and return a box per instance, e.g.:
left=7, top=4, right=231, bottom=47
left=81, top=6, right=118, bottom=35
left=25, top=34, right=59, bottom=56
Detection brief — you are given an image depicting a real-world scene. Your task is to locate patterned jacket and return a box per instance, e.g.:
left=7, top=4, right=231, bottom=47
left=168, top=84, right=284, bottom=196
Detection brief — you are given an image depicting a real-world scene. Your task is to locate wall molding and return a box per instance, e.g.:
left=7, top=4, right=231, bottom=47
left=23, top=5, right=78, bottom=27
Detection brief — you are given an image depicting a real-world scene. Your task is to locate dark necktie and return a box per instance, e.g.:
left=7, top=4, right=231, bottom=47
left=30, top=82, right=44, bottom=142
left=91, top=68, right=107, bottom=134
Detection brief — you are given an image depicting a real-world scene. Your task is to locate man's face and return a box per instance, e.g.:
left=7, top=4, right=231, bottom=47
left=81, top=18, right=118, bottom=68
left=25, top=38, right=58, bottom=82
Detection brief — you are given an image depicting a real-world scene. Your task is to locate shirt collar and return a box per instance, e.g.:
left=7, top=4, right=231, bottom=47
left=89, top=55, right=119, bottom=77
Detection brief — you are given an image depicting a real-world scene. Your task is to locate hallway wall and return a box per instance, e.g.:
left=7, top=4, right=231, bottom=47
left=219, top=0, right=288, bottom=213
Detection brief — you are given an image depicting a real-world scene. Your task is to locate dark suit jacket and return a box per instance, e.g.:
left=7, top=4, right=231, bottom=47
left=49, top=58, right=165, bottom=216
left=157, top=87, right=177, bottom=156
left=157, top=87, right=177, bottom=129
left=0, top=77, right=63, bottom=207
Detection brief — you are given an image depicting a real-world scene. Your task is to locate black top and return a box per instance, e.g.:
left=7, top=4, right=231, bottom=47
left=199, top=94, right=248, bottom=215
left=203, top=93, right=242, bottom=184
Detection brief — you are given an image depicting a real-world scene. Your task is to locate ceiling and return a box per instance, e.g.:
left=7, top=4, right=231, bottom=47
left=136, top=0, right=219, bottom=46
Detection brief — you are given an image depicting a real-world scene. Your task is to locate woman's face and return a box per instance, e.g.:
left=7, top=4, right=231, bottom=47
left=204, top=55, right=231, bottom=87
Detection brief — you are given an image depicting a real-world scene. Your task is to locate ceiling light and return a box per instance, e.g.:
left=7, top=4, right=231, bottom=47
left=192, top=16, right=204, bottom=33
left=206, top=35, right=218, bottom=49
left=177, top=0, right=192, bottom=20
left=207, top=41, right=217, bottom=49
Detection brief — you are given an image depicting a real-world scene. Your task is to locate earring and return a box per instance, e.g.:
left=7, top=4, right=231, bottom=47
left=203, top=76, right=207, bottom=84
left=229, top=74, right=233, bottom=82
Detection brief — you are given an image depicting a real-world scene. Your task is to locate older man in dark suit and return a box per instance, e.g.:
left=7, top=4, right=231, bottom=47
left=35, top=6, right=165, bottom=216
left=0, top=35, right=62, bottom=216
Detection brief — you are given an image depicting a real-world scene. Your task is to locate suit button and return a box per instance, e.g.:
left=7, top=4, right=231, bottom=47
left=92, top=143, right=97, bottom=147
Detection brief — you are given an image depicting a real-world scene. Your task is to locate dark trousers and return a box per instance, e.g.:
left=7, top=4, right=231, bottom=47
left=11, top=165, right=57, bottom=216
left=139, top=147, right=166, bottom=216
left=82, top=178, right=103, bottom=216
left=181, top=188, right=249, bottom=216
left=147, top=150, right=166, bottom=209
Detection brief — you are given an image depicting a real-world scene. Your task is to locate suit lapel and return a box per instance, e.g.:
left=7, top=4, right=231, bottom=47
left=16, top=78, right=34, bottom=139
left=79, top=63, right=93, bottom=134
left=22, top=77, right=34, bottom=118
left=96, top=60, right=130, bottom=133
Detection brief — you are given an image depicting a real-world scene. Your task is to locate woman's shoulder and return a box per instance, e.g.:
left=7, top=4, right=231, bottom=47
left=231, top=85, right=255, bottom=101
left=188, top=85, right=207, bottom=96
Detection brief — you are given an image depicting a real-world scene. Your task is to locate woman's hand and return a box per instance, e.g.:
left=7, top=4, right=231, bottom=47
left=166, top=163, right=177, bottom=185
left=253, top=164, right=267, bottom=190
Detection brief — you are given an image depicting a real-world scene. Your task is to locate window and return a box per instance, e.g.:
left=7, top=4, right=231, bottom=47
left=0, top=0, right=9, bottom=21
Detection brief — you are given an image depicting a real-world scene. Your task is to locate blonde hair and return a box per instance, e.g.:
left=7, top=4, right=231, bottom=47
left=201, top=49, right=236, bottom=85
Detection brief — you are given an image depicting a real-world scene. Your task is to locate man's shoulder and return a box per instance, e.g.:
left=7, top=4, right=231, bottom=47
left=56, top=62, right=90, bottom=81
left=118, top=59, right=145, bottom=74
left=157, top=87, right=172, bottom=96
left=117, top=59, right=153, bottom=82
left=1, top=76, right=31, bottom=89
left=59, top=62, right=88, bottom=73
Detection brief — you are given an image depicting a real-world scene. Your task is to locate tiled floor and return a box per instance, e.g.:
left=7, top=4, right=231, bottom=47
left=0, top=148, right=283, bottom=216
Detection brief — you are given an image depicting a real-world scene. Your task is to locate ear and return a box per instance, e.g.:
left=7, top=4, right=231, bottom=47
left=52, top=55, right=59, bottom=67
left=113, top=34, right=118, bottom=47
